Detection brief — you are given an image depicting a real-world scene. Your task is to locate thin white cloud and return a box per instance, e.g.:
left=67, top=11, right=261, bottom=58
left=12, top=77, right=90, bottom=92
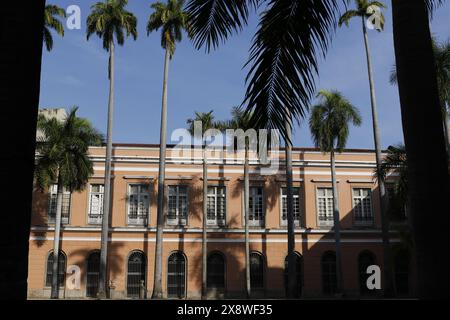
left=66, top=32, right=106, bottom=61
left=58, top=75, right=84, bottom=87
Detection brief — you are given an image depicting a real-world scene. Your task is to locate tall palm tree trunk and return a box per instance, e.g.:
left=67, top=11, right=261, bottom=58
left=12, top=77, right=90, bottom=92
left=98, top=40, right=115, bottom=299
left=152, top=47, right=170, bottom=299
left=362, top=16, right=394, bottom=296
left=330, top=150, right=343, bottom=295
left=50, top=173, right=64, bottom=299
left=244, top=143, right=251, bottom=298
left=392, top=0, right=450, bottom=299
left=285, top=115, right=296, bottom=299
left=201, top=148, right=208, bottom=299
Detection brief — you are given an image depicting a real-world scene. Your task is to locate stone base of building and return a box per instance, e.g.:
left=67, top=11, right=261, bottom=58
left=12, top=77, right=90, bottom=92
left=28, top=288, right=395, bottom=300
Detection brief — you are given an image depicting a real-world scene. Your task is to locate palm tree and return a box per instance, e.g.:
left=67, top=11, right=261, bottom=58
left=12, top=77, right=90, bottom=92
left=338, top=0, right=394, bottom=296
left=216, top=107, right=255, bottom=298
left=35, top=107, right=103, bottom=299
left=377, top=144, right=412, bottom=295
left=378, top=145, right=408, bottom=217
left=390, top=39, right=450, bottom=158
left=309, top=90, right=362, bottom=295
left=147, top=0, right=190, bottom=299
left=186, top=0, right=344, bottom=299
left=86, top=0, right=137, bottom=299
left=393, top=0, right=450, bottom=299
left=43, top=4, right=66, bottom=52
left=187, top=111, right=217, bottom=299
left=283, top=110, right=297, bottom=299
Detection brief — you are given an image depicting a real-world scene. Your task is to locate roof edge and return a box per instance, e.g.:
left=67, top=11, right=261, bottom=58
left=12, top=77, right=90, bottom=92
left=101, top=143, right=381, bottom=154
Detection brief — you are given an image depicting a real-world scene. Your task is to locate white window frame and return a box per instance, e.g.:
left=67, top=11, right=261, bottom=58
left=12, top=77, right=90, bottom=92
left=166, top=185, right=188, bottom=226
left=127, top=184, right=150, bottom=226
left=352, top=188, right=374, bottom=226
left=316, top=187, right=335, bottom=227
left=48, top=184, right=71, bottom=225
left=88, top=184, right=104, bottom=225
left=280, top=187, right=302, bottom=227
left=207, top=186, right=226, bottom=227
left=246, top=186, right=265, bottom=228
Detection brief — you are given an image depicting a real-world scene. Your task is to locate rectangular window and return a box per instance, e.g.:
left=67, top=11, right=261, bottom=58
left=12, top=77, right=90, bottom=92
left=127, top=184, right=150, bottom=226
left=167, top=186, right=188, bottom=226
left=353, top=188, right=374, bottom=225
left=317, top=188, right=334, bottom=227
left=48, top=184, right=71, bottom=225
left=207, top=186, right=226, bottom=227
left=281, top=187, right=301, bottom=227
left=248, top=187, right=265, bottom=227
left=88, top=184, right=104, bottom=225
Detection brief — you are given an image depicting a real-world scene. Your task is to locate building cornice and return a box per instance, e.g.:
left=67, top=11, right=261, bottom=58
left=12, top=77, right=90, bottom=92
left=30, top=226, right=389, bottom=235
left=93, top=143, right=382, bottom=154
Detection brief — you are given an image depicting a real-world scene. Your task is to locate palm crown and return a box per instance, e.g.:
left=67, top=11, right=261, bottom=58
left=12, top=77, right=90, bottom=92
left=309, top=90, right=362, bottom=152
left=147, top=0, right=191, bottom=58
left=377, top=144, right=408, bottom=217
left=86, top=0, right=138, bottom=51
left=35, top=107, right=104, bottom=193
left=187, top=110, right=216, bottom=135
left=43, top=4, right=66, bottom=51
left=339, top=0, right=386, bottom=30
left=378, top=144, right=407, bottom=189
left=390, top=38, right=450, bottom=112
left=228, top=106, right=254, bottom=131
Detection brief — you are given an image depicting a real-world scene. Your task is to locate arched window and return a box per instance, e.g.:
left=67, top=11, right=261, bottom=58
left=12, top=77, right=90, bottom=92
left=207, top=252, right=225, bottom=290
left=45, top=250, right=66, bottom=287
left=284, top=252, right=303, bottom=298
left=250, top=252, right=265, bottom=291
left=167, top=252, right=186, bottom=299
left=86, top=251, right=100, bottom=298
left=394, top=249, right=410, bottom=296
left=127, top=251, right=146, bottom=299
left=358, top=251, right=376, bottom=295
left=322, top=251, right=337, bottom=295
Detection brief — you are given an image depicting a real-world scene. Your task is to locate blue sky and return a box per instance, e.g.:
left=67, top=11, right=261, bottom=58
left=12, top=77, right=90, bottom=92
left=39, top=0, right=450, bottom=149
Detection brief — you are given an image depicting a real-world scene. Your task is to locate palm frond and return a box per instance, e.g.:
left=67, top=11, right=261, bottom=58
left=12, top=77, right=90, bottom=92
left=376, top=144, right=408, bottom=214
left=43, top=4, right=66, bottom=51
left=391, top=37, right=450, bottom=111
left=148, top=0, right=190, bottom=57
left=377, top=144, right=407, bottom=181
left=43, top=27, right=54, bottom=51
left=338, top=9, right=360, bottom=27
left=339, top=0, right=387, bottom=30
left=86, top=0, right=137, bottom=51
left=243, top=0, right=342, bottom=142
left=186, top=0, right=260, bottom=52
left=433, top=38, right=450, bottom=107
left=389, top=64, right=398, bottom=85
left=186, top=110, right=216, bottom=134
left=426, top=0, right=445, bottom=18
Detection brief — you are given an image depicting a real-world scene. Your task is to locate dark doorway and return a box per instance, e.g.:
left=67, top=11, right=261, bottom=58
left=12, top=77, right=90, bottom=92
left=167, top=252, right=186, bottom=299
